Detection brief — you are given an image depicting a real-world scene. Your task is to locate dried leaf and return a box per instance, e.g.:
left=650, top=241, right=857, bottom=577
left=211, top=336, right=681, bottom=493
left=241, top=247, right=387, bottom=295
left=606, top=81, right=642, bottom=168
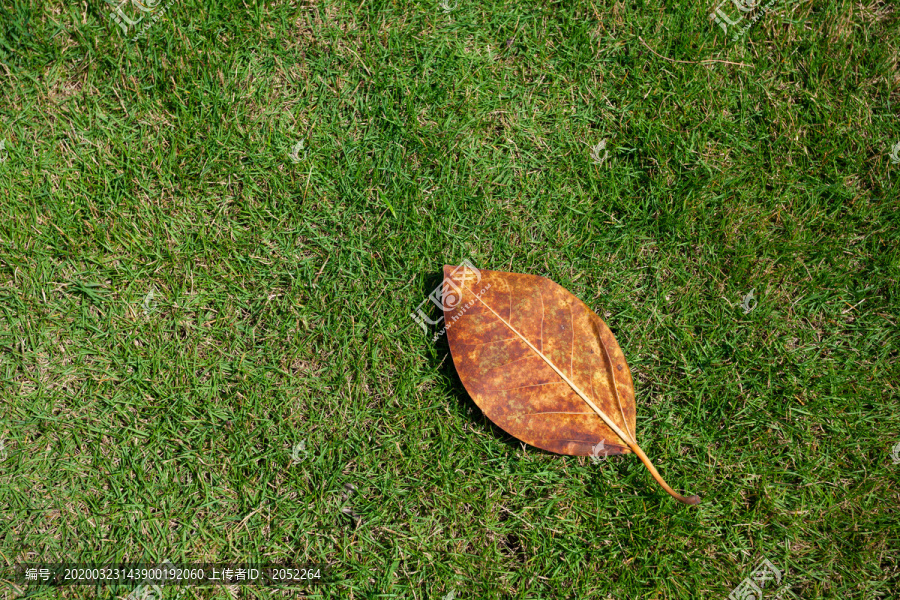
left=441, top=264, right=700, bottom=505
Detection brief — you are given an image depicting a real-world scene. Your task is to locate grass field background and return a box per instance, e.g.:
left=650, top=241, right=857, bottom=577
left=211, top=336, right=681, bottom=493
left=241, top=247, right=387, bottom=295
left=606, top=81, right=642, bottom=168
left=1, top=0, right=899, bottom=598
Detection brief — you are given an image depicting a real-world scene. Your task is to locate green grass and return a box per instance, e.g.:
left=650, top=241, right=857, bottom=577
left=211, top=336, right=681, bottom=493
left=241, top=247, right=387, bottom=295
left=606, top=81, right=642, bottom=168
left=1, top=0, right=899, bottom=598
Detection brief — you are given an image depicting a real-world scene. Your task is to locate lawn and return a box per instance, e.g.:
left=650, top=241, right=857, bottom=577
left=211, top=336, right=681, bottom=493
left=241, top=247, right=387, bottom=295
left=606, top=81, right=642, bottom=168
left=0, top=0, right=899, bottom=598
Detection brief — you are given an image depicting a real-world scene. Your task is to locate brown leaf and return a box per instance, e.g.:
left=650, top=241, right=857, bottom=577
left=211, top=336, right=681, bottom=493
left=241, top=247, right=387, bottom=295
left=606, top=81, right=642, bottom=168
left=441, top=264, right=700, bottom=505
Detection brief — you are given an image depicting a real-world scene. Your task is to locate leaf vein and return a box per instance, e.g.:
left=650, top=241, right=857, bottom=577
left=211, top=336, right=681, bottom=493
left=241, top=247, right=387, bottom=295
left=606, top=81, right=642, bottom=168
left=482, top=382, right=567, bottom=392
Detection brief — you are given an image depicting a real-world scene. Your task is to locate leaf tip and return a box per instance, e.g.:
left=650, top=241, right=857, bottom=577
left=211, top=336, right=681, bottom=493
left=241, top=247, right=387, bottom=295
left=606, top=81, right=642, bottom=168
left=683, top=495, right=701, bottom=505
